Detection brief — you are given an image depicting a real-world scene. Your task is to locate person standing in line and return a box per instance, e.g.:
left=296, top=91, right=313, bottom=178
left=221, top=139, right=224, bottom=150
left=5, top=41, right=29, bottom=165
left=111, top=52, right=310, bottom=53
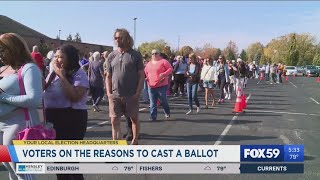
left=145, top=49, right=173, bottom=121
left=0, top=33, right=43, bottom=180
left=185, top=53, right=201, bottom=115
left=88, top=51, right=105, bottom=112
left=217, top=55, right=230, bottom=104
left=44, top=45, right=89, bottom=180
left=200, top=58, right=217, bottom=108
left=105, top=28, right=144, bottom=145
left=31, top=45, right=45, bottom=76
left=265, top=63, right=270, bottom=81
left=173, top=55, right=187, bottom=96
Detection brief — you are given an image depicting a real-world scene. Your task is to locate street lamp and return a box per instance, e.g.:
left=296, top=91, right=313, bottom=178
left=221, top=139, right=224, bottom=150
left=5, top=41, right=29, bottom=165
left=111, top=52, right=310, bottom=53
left=133, top=18, right=137, bottom=49
left=58, top=30, right=61, bottom=39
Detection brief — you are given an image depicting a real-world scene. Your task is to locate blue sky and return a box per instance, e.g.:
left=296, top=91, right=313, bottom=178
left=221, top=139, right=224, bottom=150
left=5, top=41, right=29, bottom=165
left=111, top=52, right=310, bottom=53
left=1, top=1, right=320, bottom=52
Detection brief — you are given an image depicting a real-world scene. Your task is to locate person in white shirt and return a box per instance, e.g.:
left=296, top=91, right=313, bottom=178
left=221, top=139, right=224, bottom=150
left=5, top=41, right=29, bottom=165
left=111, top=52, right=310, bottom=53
left=200, top=58, right=218, bottom=108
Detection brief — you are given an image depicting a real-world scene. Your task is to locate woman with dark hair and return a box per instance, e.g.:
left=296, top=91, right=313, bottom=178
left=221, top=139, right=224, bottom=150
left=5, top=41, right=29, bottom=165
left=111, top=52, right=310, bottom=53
left=217, top=55, right=230, bottom=104
left=185, top=53, right=201, bottom=115
left=0, top=33, right=42, bottom=180
left=44, top=44, right=89, bottom=180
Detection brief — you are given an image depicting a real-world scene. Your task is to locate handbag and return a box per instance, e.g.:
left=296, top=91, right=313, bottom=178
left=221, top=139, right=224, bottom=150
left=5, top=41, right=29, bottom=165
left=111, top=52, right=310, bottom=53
left=17, top=65, right=56, bottom=140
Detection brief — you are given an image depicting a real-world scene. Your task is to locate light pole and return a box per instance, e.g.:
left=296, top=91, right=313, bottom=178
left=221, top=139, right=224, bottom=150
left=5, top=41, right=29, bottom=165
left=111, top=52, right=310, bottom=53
left=58, top=30, right=61, bottom=39
left=133, top=18, right=137, bottom=49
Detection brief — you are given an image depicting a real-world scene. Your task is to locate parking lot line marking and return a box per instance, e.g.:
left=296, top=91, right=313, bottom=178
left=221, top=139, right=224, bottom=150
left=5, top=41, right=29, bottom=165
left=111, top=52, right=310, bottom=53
left=245, top=109, right=320, bottom=117
left=280, top=134, right=290, bottom=144
left=310, top=98, right=320, bottom=105
left=87, top=121, right=110, bottom=130
left=214, top=93, right=252, bottom=145
left=257, top=80, right=261, bottom=84
left=289, top=81, right=298, bottom=88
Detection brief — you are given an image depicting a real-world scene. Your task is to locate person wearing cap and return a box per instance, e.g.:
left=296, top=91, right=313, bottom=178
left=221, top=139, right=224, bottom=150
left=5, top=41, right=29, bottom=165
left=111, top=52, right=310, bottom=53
left=217, top=55, right=230, bottom=104
left=144, top=49, right=173, bottom=121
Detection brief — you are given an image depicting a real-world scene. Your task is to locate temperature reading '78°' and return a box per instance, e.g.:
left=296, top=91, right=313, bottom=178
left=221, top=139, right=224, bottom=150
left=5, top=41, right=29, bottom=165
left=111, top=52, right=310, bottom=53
left=290, top=154, right=299, bottom=159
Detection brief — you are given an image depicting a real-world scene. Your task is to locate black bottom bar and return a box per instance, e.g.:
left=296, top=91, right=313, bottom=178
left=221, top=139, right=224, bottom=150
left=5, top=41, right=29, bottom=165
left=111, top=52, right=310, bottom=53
left=240, top=164, right=304, bottom=174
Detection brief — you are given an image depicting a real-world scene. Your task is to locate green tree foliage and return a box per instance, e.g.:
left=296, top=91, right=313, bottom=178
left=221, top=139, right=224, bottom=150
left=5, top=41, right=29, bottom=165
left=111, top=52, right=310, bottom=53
left=138, top=39, right=169, bottom=57
left=246, top=42, right=264, bottom=64
left=213, top=48, right=222, bottom=60
left=223, top=41, right=238, bottom=60
left=179, top=46, right=193, bottom=57
left=312, top=53, right=320, bottom=66
left=240, top=49, right=248, bottom=61
left=38, top=39, right=50, bottom=56
left=73, top=32, right=82, bottom=42
left=66, top=33, right=73, bottom=41
left=287, top=33, right=299, bottom=66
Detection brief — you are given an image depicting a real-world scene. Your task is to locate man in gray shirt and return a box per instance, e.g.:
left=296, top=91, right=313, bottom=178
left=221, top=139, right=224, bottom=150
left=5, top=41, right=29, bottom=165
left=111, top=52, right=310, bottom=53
left=106, top=28, right=144, bottom=145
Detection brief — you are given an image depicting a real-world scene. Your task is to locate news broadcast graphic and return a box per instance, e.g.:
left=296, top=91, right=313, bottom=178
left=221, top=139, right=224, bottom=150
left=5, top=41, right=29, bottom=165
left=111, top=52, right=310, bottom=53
left=0, top=141, right=305, bottom=174
left=240, top=145, right=304, bottom=162
left=15, top=163, right=304, bottom=174
left=1, top=141, right=240, bottom=163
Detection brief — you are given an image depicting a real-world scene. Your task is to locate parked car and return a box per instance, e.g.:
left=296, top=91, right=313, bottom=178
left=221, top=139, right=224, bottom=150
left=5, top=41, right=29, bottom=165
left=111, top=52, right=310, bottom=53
left=284, top=66, right=297, bottom=76
left=305, top=65, right=319, bottom=77
left=296, top=67, right=305, bottom=76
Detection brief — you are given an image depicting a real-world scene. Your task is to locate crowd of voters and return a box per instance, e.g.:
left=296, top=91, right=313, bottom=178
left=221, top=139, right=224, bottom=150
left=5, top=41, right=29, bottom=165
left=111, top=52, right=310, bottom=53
left=0, top=30, right=288, bottom=180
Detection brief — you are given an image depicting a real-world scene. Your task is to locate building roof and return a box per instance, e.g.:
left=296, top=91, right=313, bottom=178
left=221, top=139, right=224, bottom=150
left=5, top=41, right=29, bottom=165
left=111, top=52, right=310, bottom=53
left=0, top=15, right=49, bottom=38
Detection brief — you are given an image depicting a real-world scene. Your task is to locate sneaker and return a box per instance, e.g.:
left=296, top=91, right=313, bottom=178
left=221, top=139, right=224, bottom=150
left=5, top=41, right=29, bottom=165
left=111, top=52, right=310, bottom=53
left=165, top=114, right=170, bottom=118
left=225, top=93, right=228, bottom=99
left=220, top=99, right=225, bottom=103
left=149, top=118, right=156, bottom=121
left=93, top=104, right=100, bottom=112
left=196, top=107, right=200, bottom=113
left=174, top=93, right=178, bottom=97
left=227, top=94, right=231, bottom=100
left=186, top=110, right=192, bottom=115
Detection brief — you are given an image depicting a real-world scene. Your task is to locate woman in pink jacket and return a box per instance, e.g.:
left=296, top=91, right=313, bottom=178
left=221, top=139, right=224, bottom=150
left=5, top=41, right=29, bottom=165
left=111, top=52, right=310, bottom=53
left=144, top=49, right=173, bottom=121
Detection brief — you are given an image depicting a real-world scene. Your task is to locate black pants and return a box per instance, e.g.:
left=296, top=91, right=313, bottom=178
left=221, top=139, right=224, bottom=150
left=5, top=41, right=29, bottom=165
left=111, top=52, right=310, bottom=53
left=90, top=86, right=104, bottom=106
left=46, top=108, right=88, bottom=180
left=174, top=74, right=186, bottom=94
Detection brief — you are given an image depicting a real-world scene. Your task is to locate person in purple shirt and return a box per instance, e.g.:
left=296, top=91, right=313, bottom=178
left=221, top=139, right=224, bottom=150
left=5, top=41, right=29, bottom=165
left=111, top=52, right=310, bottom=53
left=44, top=45, right=89, bottom=180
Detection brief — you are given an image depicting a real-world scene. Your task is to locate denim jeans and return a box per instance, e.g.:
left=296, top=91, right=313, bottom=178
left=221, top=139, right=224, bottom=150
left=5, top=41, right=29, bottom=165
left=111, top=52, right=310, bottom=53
left=187, top=83, right=200, bottom=110
left=148, top=85, right=170, bottom=120
left=142, top=80, right=149, bottom=102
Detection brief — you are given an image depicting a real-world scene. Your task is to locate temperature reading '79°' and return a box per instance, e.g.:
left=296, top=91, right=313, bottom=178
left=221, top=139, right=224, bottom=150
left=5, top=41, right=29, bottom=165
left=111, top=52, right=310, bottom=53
left=290, top=154, right=299, bottom=160
left=217, top=166, right=226, bottom=171
left=124, top=166, right=134, bottom=171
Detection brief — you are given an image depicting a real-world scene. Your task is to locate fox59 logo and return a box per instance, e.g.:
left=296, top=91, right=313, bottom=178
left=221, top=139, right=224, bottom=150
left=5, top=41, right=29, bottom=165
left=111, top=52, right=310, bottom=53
left=241, top=145, right=284, bottom=162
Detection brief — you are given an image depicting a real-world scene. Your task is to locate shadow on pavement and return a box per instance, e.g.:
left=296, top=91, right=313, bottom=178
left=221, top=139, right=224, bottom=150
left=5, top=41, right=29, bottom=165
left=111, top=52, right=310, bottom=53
left=140, top=134, right=277, bottom=142
left=304, top=155, right=316, bottom=161
left=85, top=130, right=112, bottom=138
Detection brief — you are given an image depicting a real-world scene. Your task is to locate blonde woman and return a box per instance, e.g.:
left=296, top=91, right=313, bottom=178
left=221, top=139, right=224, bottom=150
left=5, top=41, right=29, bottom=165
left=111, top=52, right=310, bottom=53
left=185, top=53, right=201, bottom=115
left=0, top=33, right=42, bottom=180
left=200, top=58, right=217, bottom=108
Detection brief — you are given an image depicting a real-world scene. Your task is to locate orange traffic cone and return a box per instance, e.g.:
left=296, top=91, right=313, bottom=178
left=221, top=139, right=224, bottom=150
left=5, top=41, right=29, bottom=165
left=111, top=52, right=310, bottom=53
left=285, top=76, right=289, bottom=81
left=317, top=76, right=320, bottom=83
left=233, top=89, right=243, bottom=113
left=242, top=94, right=247, bottom=109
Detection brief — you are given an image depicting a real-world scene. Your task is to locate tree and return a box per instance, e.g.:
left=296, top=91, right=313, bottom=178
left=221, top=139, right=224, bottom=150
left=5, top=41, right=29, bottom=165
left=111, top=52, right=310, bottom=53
left=138, top=39, right=169, bottom=57
left=179, top=46, right=193, bottom=57
left=223, top=41, right=238, bottom=60
left=213, top=48, right=222, bottom=60
left=73, top=32, right=82, bottom=43
left=66, top=33, right=73, bottom=41
left=313, top=53, right=320, bottom=66
left=246, top=42, right=264, bottom=64
left=240, top=49, right=248, bottom=61
left=38, top=39, right=50, bottom=56
left=287, top=33, right=299, bottom=66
